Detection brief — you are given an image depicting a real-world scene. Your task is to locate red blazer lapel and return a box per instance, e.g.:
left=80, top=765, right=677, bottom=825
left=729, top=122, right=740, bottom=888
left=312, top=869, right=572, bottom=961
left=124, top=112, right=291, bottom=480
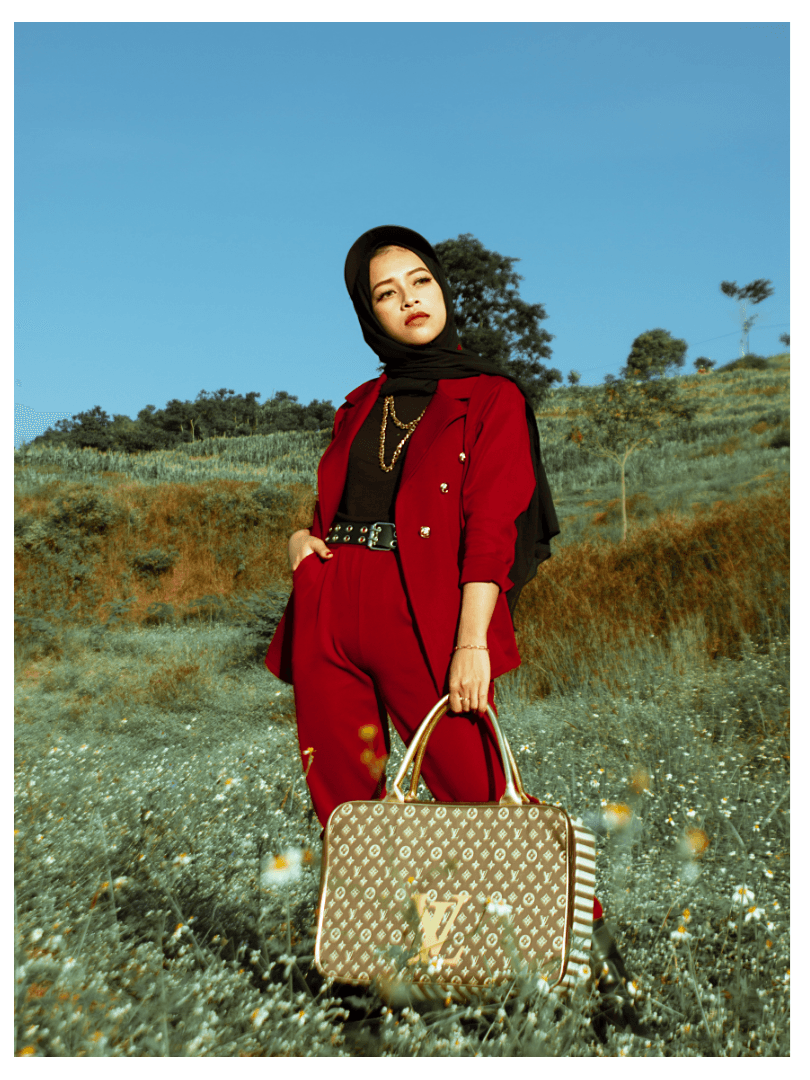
left=316, top=375, right=474, bottom=532
left=398, top=379, right=472, bottom=488
left=316, top=375, right=385, bottom=533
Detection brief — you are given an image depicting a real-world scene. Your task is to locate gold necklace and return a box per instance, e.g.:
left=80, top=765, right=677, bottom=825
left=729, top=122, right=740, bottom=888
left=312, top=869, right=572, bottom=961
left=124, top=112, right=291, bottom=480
left=378, top=395, right=428, bottom=473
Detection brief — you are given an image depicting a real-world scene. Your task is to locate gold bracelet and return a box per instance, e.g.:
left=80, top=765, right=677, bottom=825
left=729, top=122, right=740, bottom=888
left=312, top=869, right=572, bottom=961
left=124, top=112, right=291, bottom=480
left=454, top=644, right=489, bottom=652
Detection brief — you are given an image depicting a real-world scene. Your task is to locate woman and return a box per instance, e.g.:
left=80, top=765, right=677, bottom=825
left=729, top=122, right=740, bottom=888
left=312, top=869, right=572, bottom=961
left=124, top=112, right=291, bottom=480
left=265, top=226, right=643, bottom=1037
left=266, top=224, right=555, bottom=818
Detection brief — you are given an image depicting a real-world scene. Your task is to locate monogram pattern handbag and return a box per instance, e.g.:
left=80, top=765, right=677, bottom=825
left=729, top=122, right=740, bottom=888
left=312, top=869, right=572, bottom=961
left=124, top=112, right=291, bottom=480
left=314, top=696, right=596, bottom=1003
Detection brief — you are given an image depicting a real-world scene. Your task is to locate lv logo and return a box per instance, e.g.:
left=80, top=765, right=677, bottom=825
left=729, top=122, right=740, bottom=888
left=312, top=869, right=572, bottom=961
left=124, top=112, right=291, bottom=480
left=408, top=892, right=470, bottom=967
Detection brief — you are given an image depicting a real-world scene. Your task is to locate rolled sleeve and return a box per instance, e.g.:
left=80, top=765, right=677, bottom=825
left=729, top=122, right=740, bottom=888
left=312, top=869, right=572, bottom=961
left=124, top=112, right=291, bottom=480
left=459, top=379, right=536, bottom=592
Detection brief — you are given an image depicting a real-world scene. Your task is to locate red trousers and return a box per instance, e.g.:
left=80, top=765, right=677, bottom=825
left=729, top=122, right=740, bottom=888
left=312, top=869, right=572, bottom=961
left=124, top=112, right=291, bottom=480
left=288, top=544, right=604, bottom=923
left=290, top=544, right=506, bottom=826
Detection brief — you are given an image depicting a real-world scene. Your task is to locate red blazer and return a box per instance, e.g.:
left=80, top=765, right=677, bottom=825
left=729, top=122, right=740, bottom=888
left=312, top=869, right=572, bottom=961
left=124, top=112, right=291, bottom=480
left=264, top=373, right=537, bottom=694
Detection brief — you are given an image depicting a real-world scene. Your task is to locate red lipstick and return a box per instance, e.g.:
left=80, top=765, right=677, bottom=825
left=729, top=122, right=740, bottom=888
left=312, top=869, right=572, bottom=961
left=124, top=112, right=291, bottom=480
left=405, top=312, right=429, bottom=326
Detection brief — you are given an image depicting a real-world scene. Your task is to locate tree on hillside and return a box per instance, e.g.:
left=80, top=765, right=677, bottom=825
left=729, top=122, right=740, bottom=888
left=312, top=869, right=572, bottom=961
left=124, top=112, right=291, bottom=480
left=569, top=375, right=697, bottom=542
left=621, top=328, right=687, bottom=381
left=24, top=386, right=338, bottom=453
left=300, top=398, right=337, bottom=432
left=163, top=398, right=201, bottom=442
left=194, top=388, right=238, bottom=440
left=259, top=391, right=306, bottom=432
left=258, top=391, right=336, bottom=433
left=694, top=357, right=716, bottom=372
left=779, top=332, right=790, bottom=348
left=720, top=278, right=774, bottom=357
left=433, top=233, right=562, bottom=405
left=63, top=406, right=115, bottom=451
left=236, top=391, right=262, bottom=435
left=115, top=417, right=174, bottom=453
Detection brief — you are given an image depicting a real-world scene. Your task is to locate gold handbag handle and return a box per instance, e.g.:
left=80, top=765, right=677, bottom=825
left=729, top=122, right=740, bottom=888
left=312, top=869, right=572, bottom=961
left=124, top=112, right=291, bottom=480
left=385, top=694, right=530, bottom=806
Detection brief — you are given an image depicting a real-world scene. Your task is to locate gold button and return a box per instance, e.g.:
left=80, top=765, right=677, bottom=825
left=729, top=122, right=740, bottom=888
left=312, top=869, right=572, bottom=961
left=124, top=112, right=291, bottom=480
left=458, top=452, right=466, bottom=462
left=440, top=483, right=449, bottom=493
left=420, top=526, right=431, bottom=538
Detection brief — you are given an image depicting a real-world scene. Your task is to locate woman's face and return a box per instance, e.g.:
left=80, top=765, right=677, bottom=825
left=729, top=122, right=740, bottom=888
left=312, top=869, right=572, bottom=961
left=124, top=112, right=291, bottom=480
left=369, top=246, right=447, bottom=346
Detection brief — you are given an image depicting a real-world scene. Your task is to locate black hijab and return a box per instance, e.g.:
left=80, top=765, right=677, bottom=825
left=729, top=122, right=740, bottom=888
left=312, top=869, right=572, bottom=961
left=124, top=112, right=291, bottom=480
left=344, top=225, right=560, bottom=613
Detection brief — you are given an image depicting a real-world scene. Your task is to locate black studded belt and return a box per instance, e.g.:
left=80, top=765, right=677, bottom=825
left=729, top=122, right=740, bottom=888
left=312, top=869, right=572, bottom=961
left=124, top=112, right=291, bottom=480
left=324, top=520, right=398, bottom=551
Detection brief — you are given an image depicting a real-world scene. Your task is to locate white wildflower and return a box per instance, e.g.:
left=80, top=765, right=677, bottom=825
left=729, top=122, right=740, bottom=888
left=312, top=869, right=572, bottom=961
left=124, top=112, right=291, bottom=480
left=251, top=1005, right=270, bottom=1028
left=262, top=848, right=302, bottom=887
left=731, top=884, right=755, bottom=906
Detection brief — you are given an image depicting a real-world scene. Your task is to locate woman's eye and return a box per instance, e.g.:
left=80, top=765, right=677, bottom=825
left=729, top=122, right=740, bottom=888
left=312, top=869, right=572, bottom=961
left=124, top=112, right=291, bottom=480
left=415, top=276, right=432, bottom=285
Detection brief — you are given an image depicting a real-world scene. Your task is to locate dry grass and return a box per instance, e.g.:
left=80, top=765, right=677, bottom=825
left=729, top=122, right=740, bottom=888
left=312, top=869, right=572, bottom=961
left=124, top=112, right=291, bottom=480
left=15, top=463, right=788, bottom=720
left=513, top=483, right=788, bottom=700
left=15, top=479, right=316, bottom=629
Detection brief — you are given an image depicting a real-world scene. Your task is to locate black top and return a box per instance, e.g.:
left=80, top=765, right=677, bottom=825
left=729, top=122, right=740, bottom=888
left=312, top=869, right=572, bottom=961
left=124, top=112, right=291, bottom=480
left=335, top=393, right=430, bottom=523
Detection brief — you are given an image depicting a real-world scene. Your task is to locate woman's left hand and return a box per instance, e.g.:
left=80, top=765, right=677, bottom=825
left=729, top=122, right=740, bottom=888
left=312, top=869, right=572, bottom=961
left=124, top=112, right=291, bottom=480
left=448, top=648, right=491, bottom=716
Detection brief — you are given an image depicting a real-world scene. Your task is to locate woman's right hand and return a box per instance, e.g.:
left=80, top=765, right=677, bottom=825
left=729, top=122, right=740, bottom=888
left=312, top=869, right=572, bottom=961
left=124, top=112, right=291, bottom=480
left=288, top=529, right=333, bottom=573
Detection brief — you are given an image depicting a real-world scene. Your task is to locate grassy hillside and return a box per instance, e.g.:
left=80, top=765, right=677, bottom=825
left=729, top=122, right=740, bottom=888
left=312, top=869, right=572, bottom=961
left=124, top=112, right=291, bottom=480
left=14, top=356, right=789, bottom=1057
left=15, top=356, right=789, bottom=533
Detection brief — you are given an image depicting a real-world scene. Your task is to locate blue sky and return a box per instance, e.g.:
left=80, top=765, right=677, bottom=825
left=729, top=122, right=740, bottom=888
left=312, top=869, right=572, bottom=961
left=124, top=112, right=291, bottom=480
left=14, top=21, right=790, bottom=447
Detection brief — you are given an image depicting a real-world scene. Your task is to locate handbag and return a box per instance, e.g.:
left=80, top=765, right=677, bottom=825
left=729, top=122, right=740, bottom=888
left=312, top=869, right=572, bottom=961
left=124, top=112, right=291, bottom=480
left=314, top=695, right=597, bottom=1003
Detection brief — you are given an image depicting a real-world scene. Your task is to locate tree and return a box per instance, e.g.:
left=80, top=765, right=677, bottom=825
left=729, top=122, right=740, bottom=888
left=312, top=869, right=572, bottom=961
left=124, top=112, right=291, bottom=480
left=237, top=391, right=262, bottom=436
left=569, top=375, right=696, bottom=542
left=260, top=391, right=306, bottom=432
left=163, top=398, right=199, bottom=442
left=567, top=370, right=582, bottom=386
left=693, top=357, right=715, bottom=372
left=257, top=391, right=336, bottom=433
left=779, top=332, right=790, bottom=348
left=720, top=278, right=774, bottom=357
left=302, top=398, right=337, bottom=432
left=116, top=421, right=174, bottom=453
left=68, top=406, right=115, bottom=451
left=194, top=388, right=237, bottom=439
left=433, top=233, right=561, bottom=406
left=621, top=329, right=687, bottom=381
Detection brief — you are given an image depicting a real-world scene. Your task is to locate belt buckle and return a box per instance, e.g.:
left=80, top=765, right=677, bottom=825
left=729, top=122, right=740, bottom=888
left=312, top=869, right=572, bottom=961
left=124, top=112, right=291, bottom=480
left=367, top=521, right=396, bottom=551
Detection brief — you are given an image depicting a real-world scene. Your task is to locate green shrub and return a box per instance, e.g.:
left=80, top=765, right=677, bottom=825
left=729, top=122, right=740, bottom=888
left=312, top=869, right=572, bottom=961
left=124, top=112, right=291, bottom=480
left=229, top=587, right=291, bottom=664
left=144, top=601, right=177, bottom=625
left=128, top=548, right=180, bottom=579
left=716, top=354, right=769, bottom=372
left=769, top=427, right=790, bottom=449
left=199, top=489, right=264, bottom=528
left=47, top=487, right=124, bottom=536
left=249, top=484, right=295, bottom=518
left=14, top=615, right=62, bottom=662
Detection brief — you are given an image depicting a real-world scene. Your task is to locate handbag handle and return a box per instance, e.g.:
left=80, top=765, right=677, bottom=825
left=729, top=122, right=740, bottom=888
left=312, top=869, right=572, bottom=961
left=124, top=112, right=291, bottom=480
left=385, top=694, right=530, bottom=806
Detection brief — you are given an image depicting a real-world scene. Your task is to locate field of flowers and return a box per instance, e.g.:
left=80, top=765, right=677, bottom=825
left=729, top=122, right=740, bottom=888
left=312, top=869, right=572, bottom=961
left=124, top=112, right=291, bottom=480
left=14, top=359, right=789, bottom=1055
left=14, top=622, right=790, bottom=1056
